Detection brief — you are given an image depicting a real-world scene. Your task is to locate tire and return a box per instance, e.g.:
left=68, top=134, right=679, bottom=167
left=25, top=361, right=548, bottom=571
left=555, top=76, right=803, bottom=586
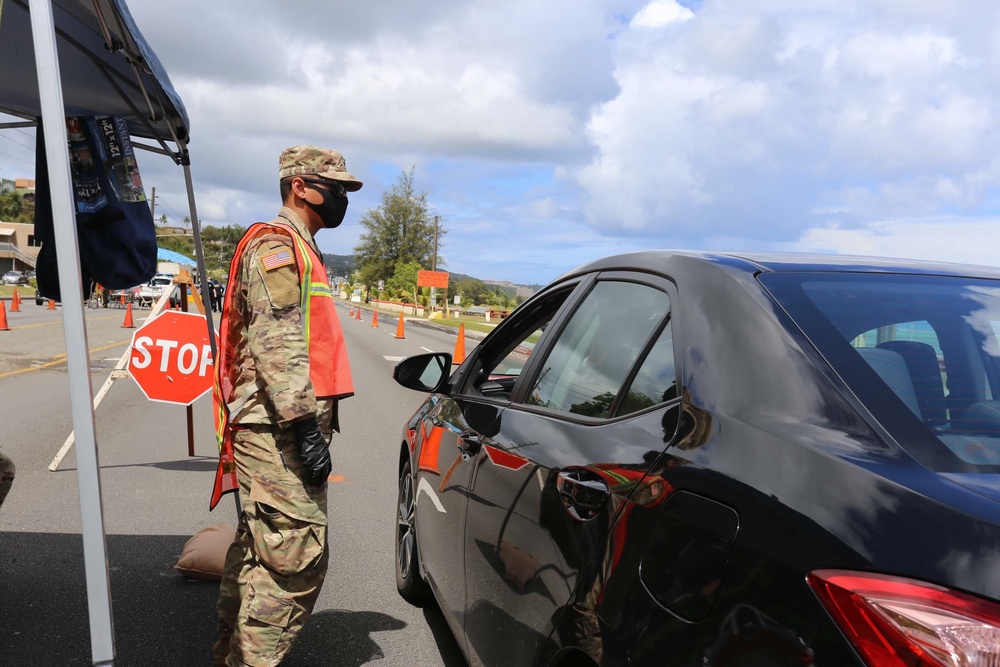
left=396, top=459, right=431, bottom=603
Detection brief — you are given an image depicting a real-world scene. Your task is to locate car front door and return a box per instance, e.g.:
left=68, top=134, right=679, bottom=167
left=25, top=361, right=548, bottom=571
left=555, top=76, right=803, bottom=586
left=462, top=274, right=680, bottom=667
left=412, top=391, right=502, bottom=643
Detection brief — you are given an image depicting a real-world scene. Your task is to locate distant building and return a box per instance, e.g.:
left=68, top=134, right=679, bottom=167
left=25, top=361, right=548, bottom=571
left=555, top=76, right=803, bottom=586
left=0, top=221, right=39, bottom=272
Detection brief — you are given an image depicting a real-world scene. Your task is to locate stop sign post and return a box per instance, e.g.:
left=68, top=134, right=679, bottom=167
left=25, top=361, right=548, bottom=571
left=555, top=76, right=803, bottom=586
left=128, top=310, right=215, bottom=405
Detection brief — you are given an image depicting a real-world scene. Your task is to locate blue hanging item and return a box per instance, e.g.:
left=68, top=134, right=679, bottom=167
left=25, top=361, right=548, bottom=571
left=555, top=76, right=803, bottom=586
left=34, top=115, right=158, bottom=300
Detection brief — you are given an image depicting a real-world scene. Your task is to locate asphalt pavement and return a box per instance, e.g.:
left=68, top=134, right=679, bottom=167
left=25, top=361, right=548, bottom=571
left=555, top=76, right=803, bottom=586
left=0, top=300, right=479, bottom=666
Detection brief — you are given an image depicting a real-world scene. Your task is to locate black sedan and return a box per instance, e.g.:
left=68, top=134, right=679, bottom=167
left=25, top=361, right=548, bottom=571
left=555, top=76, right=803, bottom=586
left=392, top=251, right=1000, bottom=667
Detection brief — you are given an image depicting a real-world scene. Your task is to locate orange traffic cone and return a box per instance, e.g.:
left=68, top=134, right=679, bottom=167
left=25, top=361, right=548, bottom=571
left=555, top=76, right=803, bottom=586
left=371, top=310, right=379, bottom=328
left=0, top=301, right=8, bottom=331
left=10, top=288, right=19, bottom=312
left=395, top=313, right=405, bottom=339
left=121, top=302, right=135, bottom=328
left=120, top=293, right=126, bottom=306
left=355, top=307, right=362, bottom=322
left=453, top=323, right=466, bottom=364
left=47, top=298, right=56, bottom=310
left=349, top=306, right=354, bottom=318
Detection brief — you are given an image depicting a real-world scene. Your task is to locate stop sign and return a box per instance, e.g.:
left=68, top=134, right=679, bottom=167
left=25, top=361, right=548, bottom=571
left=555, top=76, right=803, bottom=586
left=128, top=311, right=215, bottom=405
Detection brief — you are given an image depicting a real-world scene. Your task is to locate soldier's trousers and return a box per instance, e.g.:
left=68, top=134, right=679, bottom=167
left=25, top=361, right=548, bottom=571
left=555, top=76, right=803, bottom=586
left=216, top=425, right=329, bottom=667
left=0, top=450, right=14, bottom=508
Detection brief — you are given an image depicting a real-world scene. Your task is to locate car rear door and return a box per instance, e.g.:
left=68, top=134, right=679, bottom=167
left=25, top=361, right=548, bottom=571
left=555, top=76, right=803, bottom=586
left=462, top=273, right=680, bottom=667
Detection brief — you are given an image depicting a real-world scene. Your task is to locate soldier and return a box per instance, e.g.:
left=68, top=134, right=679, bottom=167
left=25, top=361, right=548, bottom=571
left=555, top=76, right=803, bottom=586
left=210, top=146, right=359, bottom=666
left=0, top=450, right=14, bottom=508
left=212, top=281, right=223, bottom=312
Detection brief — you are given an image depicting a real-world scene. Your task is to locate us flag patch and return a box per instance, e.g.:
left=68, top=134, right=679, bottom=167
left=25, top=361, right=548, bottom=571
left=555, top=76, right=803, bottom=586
left=261, top=249, right=294, bottom=271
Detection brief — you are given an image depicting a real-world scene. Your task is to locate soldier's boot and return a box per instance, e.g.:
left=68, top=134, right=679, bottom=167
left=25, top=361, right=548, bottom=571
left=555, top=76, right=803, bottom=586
left=211, top=640, right=228, bottom=666
left=211, top=636, right=231, bottom=666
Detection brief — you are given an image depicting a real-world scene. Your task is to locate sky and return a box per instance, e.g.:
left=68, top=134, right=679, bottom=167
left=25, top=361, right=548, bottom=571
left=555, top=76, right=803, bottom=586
left=5, top=0, right=1000, bottom=285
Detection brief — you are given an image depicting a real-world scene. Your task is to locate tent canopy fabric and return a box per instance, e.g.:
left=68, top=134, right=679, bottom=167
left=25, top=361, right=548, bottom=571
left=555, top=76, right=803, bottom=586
left=157, top=247, right=195, bottom=266
left=0, top=0, right=189, bottom=149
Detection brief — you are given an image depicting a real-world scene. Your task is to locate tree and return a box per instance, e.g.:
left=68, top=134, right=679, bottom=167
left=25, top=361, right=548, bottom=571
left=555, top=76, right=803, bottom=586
left=0, top=192, right=22, bottom=221
left=353, top=168, right=444, bottom=294
left=387, top=260, right=422, bottom=302
left=454, top=278, right=491, bottom=306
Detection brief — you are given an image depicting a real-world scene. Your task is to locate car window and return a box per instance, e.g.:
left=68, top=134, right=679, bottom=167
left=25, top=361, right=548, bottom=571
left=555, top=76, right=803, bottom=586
left=851, top=320, right=948, bottom=422
left=465, top=287, right=575, bottom=402
left=617, top=320, right=677, bottom=416
left=524, top=281, right=670, bottom=418
left=761, top=273, right=1000, bottom=473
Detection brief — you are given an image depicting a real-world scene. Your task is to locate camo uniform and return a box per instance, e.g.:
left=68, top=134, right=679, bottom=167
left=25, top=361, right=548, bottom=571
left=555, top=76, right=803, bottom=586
left=0, top=450, right=14, bottom=508
left=214, top=209, right=336, bottom=667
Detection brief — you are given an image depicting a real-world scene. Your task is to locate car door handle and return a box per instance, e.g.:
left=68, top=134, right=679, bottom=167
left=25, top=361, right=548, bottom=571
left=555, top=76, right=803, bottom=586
left=458, top=431, right=483, bottom=459
left=557, top=470, right=610, bottom=520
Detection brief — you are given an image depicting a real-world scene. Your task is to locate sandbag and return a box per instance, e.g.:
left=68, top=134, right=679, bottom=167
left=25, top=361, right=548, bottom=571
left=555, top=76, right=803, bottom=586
left=175, top=524, right=237, bottom=581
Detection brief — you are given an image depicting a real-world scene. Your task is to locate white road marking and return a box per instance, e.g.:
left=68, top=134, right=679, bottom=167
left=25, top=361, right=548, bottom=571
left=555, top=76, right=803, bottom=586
left=383, top=356, right=407, bottom=362
left=421, top=347, right=434, bottom=353
left=416, top=477, right=447, bottom=513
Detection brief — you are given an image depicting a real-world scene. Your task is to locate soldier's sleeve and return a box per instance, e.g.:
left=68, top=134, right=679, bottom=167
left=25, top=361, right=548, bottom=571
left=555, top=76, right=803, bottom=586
left=244, top=237, right=316, bottom=426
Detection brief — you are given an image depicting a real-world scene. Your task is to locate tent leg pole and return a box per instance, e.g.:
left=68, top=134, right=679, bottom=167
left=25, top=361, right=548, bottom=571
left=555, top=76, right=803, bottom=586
left=177, top=143, right=242, bottom=517
left=29, top=1, right=115, bottom=665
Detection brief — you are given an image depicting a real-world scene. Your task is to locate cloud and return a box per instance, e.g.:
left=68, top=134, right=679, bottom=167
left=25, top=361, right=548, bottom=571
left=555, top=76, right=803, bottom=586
left=575, top=1, right=1000, bottom=245
left=10, top=0, right=1000, bottom=286
left=630, top=1, right=694, bottom=29
left=789, top=217, right=1000, bottom=269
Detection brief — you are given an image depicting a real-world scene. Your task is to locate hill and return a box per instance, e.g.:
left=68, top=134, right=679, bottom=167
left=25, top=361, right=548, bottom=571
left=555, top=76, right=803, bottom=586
left=321, top=255, right=541, bottom=293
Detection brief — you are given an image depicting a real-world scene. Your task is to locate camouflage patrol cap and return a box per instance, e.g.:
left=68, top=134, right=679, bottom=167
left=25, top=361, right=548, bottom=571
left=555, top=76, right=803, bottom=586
left=278, top=145, right=363, bottom=191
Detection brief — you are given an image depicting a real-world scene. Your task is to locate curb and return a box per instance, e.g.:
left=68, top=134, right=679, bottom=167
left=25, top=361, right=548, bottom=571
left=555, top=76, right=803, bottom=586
left=344, top=303, right=490, bottom=341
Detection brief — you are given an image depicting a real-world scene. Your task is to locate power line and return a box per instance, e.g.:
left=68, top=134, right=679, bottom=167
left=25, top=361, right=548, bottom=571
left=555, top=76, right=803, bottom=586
left=0, top=133, right=34, bottom=151
left=0, top=156, right=34, bottom=171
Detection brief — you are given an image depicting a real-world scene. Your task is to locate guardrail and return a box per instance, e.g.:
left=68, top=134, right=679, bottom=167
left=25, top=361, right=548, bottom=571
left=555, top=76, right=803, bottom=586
left=0, top=242, right=37, bottom=268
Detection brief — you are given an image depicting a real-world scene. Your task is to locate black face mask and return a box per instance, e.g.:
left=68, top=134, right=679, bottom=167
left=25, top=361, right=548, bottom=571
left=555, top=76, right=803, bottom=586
left=304, top=181, right=348, bottom=228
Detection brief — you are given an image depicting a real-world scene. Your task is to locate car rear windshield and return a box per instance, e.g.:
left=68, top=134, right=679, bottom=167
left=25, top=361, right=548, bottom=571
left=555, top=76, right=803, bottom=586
left=760, top=271, right=1000, bottom=474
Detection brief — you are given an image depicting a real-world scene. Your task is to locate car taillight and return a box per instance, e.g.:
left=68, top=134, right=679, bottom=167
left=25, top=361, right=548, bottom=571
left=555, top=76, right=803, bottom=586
left=808, top=569, right=1000, bottom=666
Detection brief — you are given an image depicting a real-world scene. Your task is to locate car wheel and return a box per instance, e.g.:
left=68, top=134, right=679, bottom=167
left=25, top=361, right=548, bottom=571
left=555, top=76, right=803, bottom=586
left=35, top=298, right=42, bottom=306
left=396, top=458, right=430, bottom=602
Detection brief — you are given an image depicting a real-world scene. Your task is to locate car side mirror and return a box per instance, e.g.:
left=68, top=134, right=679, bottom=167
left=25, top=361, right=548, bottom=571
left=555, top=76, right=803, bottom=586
left=393, top=352, right=453, bottom=393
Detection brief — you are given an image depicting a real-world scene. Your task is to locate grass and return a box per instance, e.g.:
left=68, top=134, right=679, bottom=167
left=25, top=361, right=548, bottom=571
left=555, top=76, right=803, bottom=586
left=432, top=317, right=498, bottom=335
left=0, top=284, right=28, bottom=298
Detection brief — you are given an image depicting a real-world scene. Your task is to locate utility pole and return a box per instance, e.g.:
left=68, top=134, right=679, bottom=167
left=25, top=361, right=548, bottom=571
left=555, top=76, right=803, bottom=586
left=149, top=186, right=156, bottom=219
left=430, top=215, right=439, bottom=310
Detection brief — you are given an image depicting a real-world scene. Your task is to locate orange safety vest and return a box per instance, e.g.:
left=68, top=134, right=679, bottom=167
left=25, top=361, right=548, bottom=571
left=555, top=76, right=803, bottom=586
left=210, top=219, right=353, bottom=509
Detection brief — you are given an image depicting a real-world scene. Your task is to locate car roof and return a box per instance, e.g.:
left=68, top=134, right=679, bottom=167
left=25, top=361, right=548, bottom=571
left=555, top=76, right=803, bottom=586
left=559, top=250, right=1000, bottom=281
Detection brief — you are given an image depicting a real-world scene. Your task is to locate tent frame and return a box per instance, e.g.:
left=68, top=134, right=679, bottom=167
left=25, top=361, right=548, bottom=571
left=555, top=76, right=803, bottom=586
left=25, top=1, right=219, bottom=663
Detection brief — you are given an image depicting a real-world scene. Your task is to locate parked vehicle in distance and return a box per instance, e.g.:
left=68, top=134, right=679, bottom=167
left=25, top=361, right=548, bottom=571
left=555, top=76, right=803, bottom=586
left=136, top=273, right=174, bottom=305
left=3, top=270, right=27, bottom=285
left=392, top=251, right=1000, bottom=667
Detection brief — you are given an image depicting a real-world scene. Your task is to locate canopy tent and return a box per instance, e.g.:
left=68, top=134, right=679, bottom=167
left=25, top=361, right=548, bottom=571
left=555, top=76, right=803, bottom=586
left=157, top=247, right=196, bottom=266
left=0, top=0, right=189, bottom=149
left=1, top=2, right=217, bottom=664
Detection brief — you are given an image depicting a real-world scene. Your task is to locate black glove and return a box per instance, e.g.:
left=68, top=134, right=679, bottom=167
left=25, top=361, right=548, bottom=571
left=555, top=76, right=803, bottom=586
left=293, top=417, right=332, bottom=487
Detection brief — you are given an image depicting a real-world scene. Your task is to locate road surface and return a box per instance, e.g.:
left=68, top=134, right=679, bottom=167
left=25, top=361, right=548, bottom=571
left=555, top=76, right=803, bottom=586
left=0, top=300, right=478, bottom=666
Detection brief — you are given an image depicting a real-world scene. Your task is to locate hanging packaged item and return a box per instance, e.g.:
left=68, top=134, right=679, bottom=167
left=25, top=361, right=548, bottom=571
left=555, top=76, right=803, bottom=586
left=34, top=115, right=157, bottom=300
